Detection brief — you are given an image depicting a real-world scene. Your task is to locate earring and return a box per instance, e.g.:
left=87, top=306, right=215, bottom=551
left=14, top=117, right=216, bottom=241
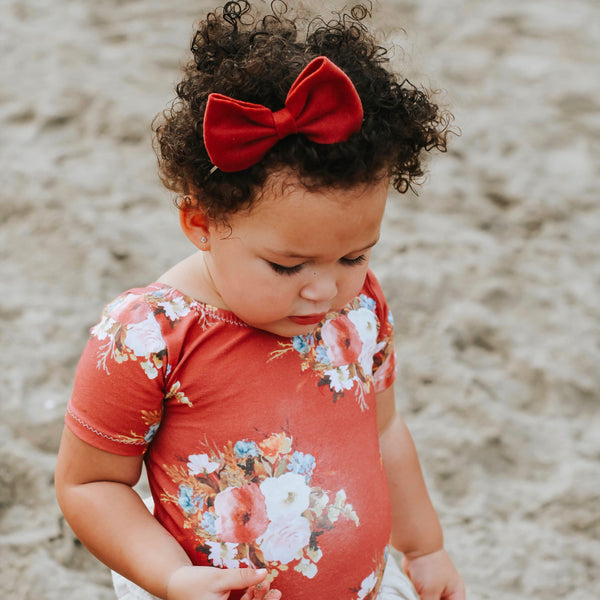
left=200, top=236, right=207, bottom=243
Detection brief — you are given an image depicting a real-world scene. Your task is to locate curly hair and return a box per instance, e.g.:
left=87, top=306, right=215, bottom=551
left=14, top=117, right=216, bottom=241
left=154, top=1, right=453, bottom=221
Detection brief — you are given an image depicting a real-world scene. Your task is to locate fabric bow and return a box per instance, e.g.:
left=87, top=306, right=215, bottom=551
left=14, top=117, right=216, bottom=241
left=203, top=56, right=364, bottom=172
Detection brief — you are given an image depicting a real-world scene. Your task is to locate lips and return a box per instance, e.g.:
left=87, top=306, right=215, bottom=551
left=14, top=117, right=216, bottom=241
left=288, top=313, right=327, bottom=325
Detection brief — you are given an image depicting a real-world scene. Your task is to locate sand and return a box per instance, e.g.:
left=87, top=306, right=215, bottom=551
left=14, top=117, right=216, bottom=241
left=1, top=1, right=599, bottom=599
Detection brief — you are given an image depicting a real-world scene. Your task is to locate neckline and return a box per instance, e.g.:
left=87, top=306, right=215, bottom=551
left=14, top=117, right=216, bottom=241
left=149, top=281, right=250, bottom=328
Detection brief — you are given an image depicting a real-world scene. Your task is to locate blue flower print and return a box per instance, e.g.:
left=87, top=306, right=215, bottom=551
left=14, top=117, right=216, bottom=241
left=234, top=440, right=259, bottom=459
left=359, top=294, right=377, bottom=311
left=292, top=334, right=313, bottom=355
left=144, top=423, right=160, bottom=443
left=201, top=511, right=217, bottom=535
left=287, top=451, right=316, bottom=479
left=178, top=485, right=201, bottom=514
left=315, top=345, right=331, bottom=366
left=387, top=310, right=394, bottom=327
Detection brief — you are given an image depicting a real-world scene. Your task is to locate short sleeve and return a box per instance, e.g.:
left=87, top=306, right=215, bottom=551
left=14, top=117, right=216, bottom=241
left=66, top=289, right=169, bottom=456
left=362, top=271, right=396, bottom=392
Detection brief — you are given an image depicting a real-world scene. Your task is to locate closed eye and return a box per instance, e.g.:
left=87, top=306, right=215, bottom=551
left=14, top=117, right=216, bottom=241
left=268, top=261, right=304, bottom=276
left=340, top=254, right=367, bottom=266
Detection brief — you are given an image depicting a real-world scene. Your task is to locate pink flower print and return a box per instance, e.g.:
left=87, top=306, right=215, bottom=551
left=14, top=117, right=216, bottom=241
left=258, top=516, right=311, bottom=564
left=214, top=483, right=269, bottom=544
left=321, top=314, right=363, bottom=367
left=373, top=352, right=396, bottom=392
left=110, top=294, right=150, bottom=326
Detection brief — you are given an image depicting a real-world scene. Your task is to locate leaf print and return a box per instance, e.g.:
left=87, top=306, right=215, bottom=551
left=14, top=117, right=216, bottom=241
left=295, top=556, right=319, bottom=579
left=165, top=381, right=192, bottom=407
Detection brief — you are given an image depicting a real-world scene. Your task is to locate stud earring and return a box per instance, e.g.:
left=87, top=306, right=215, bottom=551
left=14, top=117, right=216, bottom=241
left=200, top=236, right=207, bottom=243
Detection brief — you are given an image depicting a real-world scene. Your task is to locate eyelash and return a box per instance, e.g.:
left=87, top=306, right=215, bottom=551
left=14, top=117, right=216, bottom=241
left=268, top=254, right=367, bottom=276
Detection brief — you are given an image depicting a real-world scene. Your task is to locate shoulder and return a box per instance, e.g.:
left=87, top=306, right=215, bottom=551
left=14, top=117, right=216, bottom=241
left=89, top=284, right=201, bottom=371
left=99, top=284, right=198, bottom=327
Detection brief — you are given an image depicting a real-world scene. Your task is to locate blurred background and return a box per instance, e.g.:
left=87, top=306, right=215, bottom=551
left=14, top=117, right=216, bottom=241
left=1, top=1, right=598, bottom=598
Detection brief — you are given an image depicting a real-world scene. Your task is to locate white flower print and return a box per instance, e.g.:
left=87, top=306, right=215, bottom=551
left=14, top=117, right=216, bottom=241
left=258, top=516, right=311, bottom=564
left=347, top=308, right=384, bottom=377
left=205, top=540, right=241, bottom=569
left=357, top=571, right=378, bottom=600
left=158, top=296, right=192, bottom=321
left=260, top=472, right=310, bottom=521
left=91, top=316, right=114, bottom=341
left=187, top=454, right=220, bottom=475
left=124, top=314, right=165, bottom=356
left=324, top=366, right=355, bottom=393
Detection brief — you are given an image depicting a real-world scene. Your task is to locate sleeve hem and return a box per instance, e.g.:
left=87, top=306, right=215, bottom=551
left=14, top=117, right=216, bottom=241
left=65, top=407, right=147, bottom=457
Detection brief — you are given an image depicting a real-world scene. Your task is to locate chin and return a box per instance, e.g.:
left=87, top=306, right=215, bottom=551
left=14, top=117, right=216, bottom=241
left=258, top=320, right=318, bottom=339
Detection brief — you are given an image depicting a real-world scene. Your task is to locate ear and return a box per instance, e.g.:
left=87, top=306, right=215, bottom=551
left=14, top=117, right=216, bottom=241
left=179, top=208, right=211, bottom=251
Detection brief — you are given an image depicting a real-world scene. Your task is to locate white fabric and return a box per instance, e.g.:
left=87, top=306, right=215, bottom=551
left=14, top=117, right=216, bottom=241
left=378, top=555, right=420, bottom=600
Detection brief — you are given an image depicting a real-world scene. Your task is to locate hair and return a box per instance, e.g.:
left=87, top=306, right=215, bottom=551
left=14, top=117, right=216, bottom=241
left=154, top=0, right=453, bottom=222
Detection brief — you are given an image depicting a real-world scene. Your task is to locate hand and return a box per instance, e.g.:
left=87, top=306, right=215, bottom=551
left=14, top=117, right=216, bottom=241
left=402, top=549, right=465, bottom=600
left=167, top=566, right=281, bottom=600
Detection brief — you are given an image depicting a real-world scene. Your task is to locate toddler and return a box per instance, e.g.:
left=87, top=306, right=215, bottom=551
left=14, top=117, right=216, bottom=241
left=55, top=2, right=464, bottom=600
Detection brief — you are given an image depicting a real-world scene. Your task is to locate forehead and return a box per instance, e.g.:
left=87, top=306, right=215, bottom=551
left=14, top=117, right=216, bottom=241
left=222, top=173, right=389, bottom=254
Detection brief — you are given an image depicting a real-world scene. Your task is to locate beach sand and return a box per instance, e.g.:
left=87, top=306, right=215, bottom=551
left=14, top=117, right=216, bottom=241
left=1, top=1, right=598, bottom=598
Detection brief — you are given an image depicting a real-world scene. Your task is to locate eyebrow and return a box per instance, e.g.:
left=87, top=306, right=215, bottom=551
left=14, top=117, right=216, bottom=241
left=267, top=238, right=380, bottom=260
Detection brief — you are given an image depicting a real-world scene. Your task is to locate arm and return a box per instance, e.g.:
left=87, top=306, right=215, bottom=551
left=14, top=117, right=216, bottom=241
left=55, top=427, right=279, bottom=600
left=376, top=385, right=465, bottom=600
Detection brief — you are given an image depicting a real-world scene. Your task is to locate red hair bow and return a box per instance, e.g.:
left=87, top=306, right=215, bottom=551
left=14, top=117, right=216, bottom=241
left=203, top=56, right=364, bottom=172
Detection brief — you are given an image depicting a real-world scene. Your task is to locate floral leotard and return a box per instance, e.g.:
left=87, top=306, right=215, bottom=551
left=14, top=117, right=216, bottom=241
left=67, top=270, right=396, bottom=600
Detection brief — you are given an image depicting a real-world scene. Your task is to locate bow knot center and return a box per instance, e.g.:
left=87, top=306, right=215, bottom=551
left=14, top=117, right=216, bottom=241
left=273, top=108, right=298, bottom=140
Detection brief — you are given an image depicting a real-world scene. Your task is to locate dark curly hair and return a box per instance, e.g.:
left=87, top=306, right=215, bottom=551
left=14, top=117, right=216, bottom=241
left=154, top=1, right=453, bottom=222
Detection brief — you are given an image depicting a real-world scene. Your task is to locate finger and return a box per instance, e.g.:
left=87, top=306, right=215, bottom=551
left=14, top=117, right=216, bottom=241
left=252, top=580, right=271, bottom=600
left=239, top=586, right=256, bottom=600
left=419, top=586, right=444, bottom=600
left=443, top=582, right=466, bottom=600
left=264, top=590, right=282, bottom=600
left=214, top=568, right=268, bottom=592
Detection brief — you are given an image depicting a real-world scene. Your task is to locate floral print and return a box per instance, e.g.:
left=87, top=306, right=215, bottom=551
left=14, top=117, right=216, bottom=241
left=270, top=294, right=394, bottom=409
left=68, top=275, right=395, bottom=598
left=162, top=433, right=359, bottom=582
left=91, top=287, right=211, bottom=379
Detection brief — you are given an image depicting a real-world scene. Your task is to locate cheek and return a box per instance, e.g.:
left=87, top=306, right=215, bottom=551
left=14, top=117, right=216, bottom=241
left=337, top=267, right=369, bottom=304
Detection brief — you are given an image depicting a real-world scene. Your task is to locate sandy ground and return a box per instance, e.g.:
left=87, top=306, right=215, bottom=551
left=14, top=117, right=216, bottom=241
left=1, top=1, right=599, bottom=598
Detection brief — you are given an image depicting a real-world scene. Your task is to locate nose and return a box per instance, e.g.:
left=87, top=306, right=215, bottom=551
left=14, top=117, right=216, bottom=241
left=299, top=269, right=338, bottom=304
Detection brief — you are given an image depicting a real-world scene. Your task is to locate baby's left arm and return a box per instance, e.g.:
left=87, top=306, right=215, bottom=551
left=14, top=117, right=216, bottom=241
left=377, top=385, right=465, bottom=600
